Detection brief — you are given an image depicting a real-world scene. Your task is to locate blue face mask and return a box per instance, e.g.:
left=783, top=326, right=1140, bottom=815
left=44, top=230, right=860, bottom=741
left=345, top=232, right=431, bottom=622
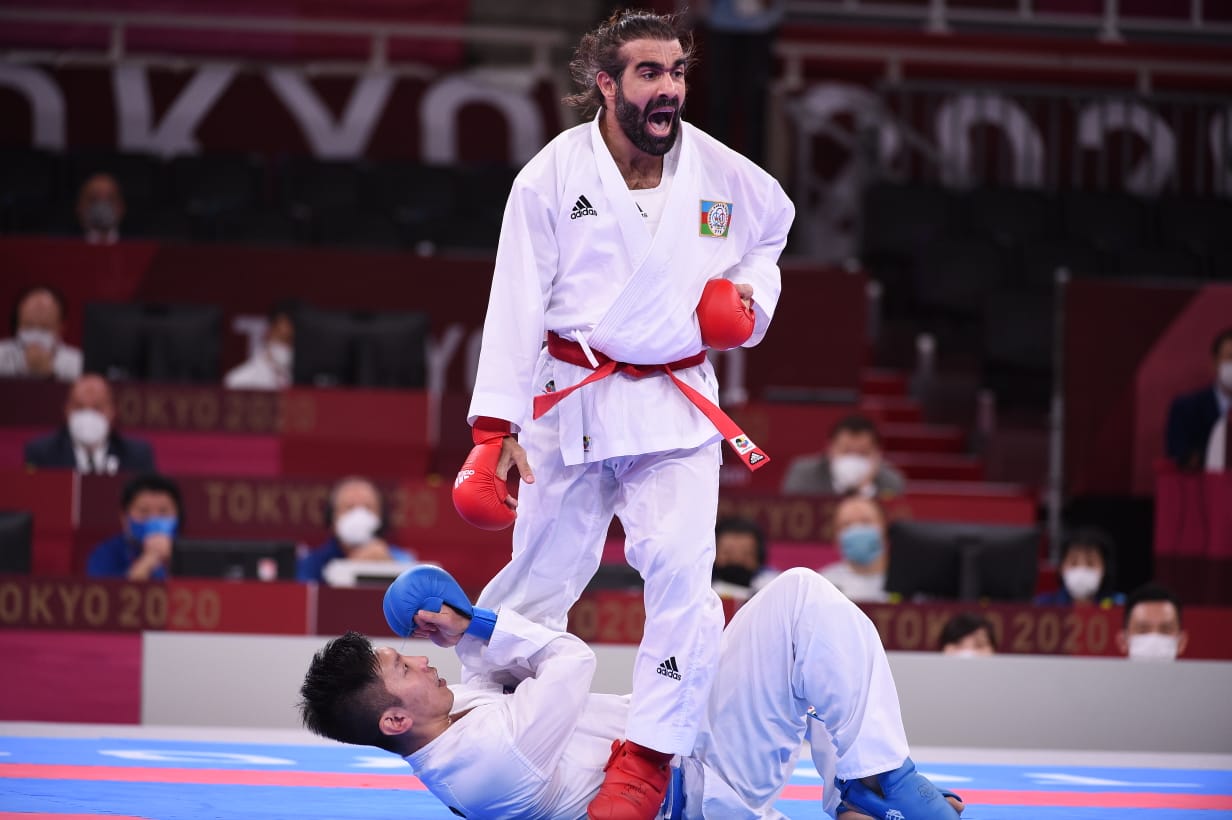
left=839, top=524, right=884, bottom=566
left=128, top=516, right=178, bottom=541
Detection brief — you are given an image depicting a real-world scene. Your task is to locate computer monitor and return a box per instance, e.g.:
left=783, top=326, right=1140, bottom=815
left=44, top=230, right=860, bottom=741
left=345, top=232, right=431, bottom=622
left=0, top=510, right=33, bottom=574
left=83, top=302, right=222, bottom=383
left=885, top=520, right=1040, bottom=601
left=171, top=539, right=297, bottom=581
left=292, top=305, right=428, bottom=388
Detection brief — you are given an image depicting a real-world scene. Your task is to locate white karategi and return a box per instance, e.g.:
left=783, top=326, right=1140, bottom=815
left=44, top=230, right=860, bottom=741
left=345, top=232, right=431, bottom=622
left=405, top=569, right=910, bottom=819
left=467, top=113, right=794, bottom=755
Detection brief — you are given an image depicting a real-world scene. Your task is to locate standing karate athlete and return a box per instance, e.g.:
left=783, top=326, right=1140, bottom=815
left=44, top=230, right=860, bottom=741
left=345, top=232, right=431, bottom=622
left=450, top=10, right=794, bottom=818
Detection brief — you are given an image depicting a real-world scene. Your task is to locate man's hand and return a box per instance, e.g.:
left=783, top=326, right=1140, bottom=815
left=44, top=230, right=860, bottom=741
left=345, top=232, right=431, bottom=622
left=127, top=533, right=172, bottom=581
left=349, top=541, right=393, bottom=561
left=496, top=436, right=534, bottom=507
left=733, top=282, right=753, bottom=309
left=412, top=604, right=471, bottom=648
left=23, top=344, right=55, bottom=377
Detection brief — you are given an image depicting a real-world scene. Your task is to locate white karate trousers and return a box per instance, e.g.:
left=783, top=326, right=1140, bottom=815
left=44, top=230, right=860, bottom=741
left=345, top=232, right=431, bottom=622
left=685, top=568, right=911, bottom=819
left=474, top=429, right=725, bottom=757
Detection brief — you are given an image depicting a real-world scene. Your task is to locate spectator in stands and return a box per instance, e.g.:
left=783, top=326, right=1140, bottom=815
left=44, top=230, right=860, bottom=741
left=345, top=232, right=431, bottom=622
left=711, top=515, right=778, bottom=601
left=819, top=494, right=890, bottom=602
left=938, top=612, right=997, bottom=657
left=24, top=373, right=156, bottom=474
left=781, top=414, right=906, bottom=499
left=297, top=476, right=416, bottom=584
left=1165, top=326, right=1232, bottom=471
left=225, top=302, right=296, bottom=390
left=1117, top=582, right=1189, bottom=662
left=0, top=286, right=83, bottom=381
left=87, top=473, right=181, bottom=581
left=77, top=173, right=125, bottom=245
left=1034, top=526, right=1124, bottom=607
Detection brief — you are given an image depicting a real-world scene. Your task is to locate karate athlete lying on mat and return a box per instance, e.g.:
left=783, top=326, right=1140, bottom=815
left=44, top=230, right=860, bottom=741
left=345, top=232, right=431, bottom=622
left=298, top=565, right=965, bottom=820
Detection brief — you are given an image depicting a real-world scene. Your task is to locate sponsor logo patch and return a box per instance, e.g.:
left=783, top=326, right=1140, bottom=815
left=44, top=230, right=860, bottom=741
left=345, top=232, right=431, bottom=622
left=656, top=656, right=682, bottom=680
left=699, top=199, right=732, bottom=237
left=748, top=451, right=766, bottom=465
left=454, top=468, right=475, bottom=489
left=571, top=194, right=597, bottom=220
left=729, top=435, right=754, bottom=454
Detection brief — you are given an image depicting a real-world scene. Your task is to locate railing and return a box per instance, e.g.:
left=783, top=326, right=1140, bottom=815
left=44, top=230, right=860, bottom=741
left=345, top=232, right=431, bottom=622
left=787, top=0, right=1232, bottom=41
left=0, top=6, right=567, bottom=77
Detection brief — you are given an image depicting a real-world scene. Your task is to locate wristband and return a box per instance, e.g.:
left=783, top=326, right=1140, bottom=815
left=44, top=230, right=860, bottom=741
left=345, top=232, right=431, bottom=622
left=464, top=606, right=498, bottom=642
left=472, top=416, right=512, bottom=445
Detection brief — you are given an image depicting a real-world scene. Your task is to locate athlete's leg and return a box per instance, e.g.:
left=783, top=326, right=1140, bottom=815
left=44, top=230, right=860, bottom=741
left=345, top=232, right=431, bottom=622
left=615, top=444, right=725, bottom=757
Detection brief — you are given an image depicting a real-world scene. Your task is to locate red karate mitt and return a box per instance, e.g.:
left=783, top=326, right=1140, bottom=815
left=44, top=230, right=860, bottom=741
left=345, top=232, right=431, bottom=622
left=697, top=278, right=754, bottom=350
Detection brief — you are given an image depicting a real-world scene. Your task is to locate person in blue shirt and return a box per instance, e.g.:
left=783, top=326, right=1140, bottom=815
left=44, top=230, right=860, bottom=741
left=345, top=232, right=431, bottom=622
left=296, top=476, right=415, bottom=583
left=1034, top=527, right=1124, bottom=607
left=86, top=473, right=182, bottom=581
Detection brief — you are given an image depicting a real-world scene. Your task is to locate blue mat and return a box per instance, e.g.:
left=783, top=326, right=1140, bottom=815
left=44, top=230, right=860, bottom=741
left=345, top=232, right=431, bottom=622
left=1, top=735, right=1229, bottom=819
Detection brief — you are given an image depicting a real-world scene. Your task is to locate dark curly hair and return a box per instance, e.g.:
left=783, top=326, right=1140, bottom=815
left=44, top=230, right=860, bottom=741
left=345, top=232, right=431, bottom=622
left=563, top=8, right=694, bottom=118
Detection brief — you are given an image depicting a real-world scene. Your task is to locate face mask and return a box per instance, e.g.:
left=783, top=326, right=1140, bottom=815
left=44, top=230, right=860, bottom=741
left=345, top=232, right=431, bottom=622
left=1127, top=633, right=1179, bottom=661
left=1219, top=361, right=1232, bottom=392
left=266, top=341, right=293, bottom=370
left=85, top=199, right=119, bottom=232
left=128, top=515, right=178, bottom=542
left=17, top=328, right=56, bottom=351
left=839, top=524, right=884, bottom=566
left=68, top=408, right=110, bottom=447
left=335, top=506, right=380, bottom=547
left=1062, top=566, right=1102, bottom=600
left=949, top=649, right=983, bottom=659
left=712, top=564, right=755, bottom=588
left=831, top=454, right=873, bottom=492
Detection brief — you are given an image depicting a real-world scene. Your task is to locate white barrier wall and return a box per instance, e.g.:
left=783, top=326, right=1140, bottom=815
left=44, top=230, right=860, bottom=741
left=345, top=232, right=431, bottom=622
left=143, top=633, right=1232, bottom=754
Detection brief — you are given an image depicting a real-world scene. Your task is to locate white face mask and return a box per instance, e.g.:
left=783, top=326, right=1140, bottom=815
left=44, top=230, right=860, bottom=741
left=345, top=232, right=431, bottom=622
left=1127, top=633, right=1179, bottom=662
left=18, top=328, right=56, bottom=351
left=266, top=341, right=293, bottom=370
left=831, top=454, right=873, bottom=492
left=335, top=506, right=380, bottom=547
left=949, top=649, right=983, bottom=659
left=68, top=408, right=110, bottom=448
left=1062, top=566, right=1102, bottom=600
left=1219, top=360, right=1232, bottom=392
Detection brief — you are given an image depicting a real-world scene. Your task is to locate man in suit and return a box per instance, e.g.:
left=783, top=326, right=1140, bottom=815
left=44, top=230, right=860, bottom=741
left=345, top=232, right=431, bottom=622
left=24, top=373, right=155, bottom=474
left=1166, top=327, right=1232, bottom=470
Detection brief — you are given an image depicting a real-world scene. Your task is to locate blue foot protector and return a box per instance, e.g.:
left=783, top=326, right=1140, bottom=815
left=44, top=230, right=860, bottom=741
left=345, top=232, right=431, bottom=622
left=836, top=757, right=962, bottom=819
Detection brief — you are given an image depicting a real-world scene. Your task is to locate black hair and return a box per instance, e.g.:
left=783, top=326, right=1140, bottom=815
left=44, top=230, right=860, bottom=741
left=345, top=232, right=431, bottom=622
left=10, top=285, right=68, bottom=334
left=1059, top=526, right=1118, bottom=599
left=120, top=473, right=183, bottom=520
left=269, top=299, right=300, bottom=324
left=563, top=8, right=694, bottom=118
left=1123, top=582, right=1184, bottom=629
left=828, top=414, right=881, bottom=445
left=938, top=612, right=998, bottom=651
left=1211, top=326, right=1232, bottom=358
left=299, top=631, right=400, bottom=752
left=715, top=516, right=767, bottom=566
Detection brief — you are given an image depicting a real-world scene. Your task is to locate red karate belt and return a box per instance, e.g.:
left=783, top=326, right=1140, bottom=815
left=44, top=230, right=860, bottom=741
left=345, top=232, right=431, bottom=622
left=532, top=332, right=770, bottom=471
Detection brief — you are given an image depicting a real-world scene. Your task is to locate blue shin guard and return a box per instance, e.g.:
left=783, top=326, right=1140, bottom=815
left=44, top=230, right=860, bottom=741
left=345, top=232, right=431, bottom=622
left=836, top=757, right=962, bottom=819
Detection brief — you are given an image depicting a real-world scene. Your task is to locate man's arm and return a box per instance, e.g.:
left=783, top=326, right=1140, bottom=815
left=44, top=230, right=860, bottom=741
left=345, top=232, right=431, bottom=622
left=467, top=179, right=558, bottom=431
left=724, top=177, right=794, bottom=347
left=417, top=604, right=599, bottom=778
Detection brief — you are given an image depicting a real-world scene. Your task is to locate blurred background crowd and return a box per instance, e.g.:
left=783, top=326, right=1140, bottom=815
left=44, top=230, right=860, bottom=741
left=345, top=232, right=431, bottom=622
left=1, top=0, right=1229, bottom=661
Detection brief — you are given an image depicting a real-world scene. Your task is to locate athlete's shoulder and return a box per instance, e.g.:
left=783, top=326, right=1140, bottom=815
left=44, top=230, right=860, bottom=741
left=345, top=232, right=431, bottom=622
left=683, top=121, right=774, bottom=182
